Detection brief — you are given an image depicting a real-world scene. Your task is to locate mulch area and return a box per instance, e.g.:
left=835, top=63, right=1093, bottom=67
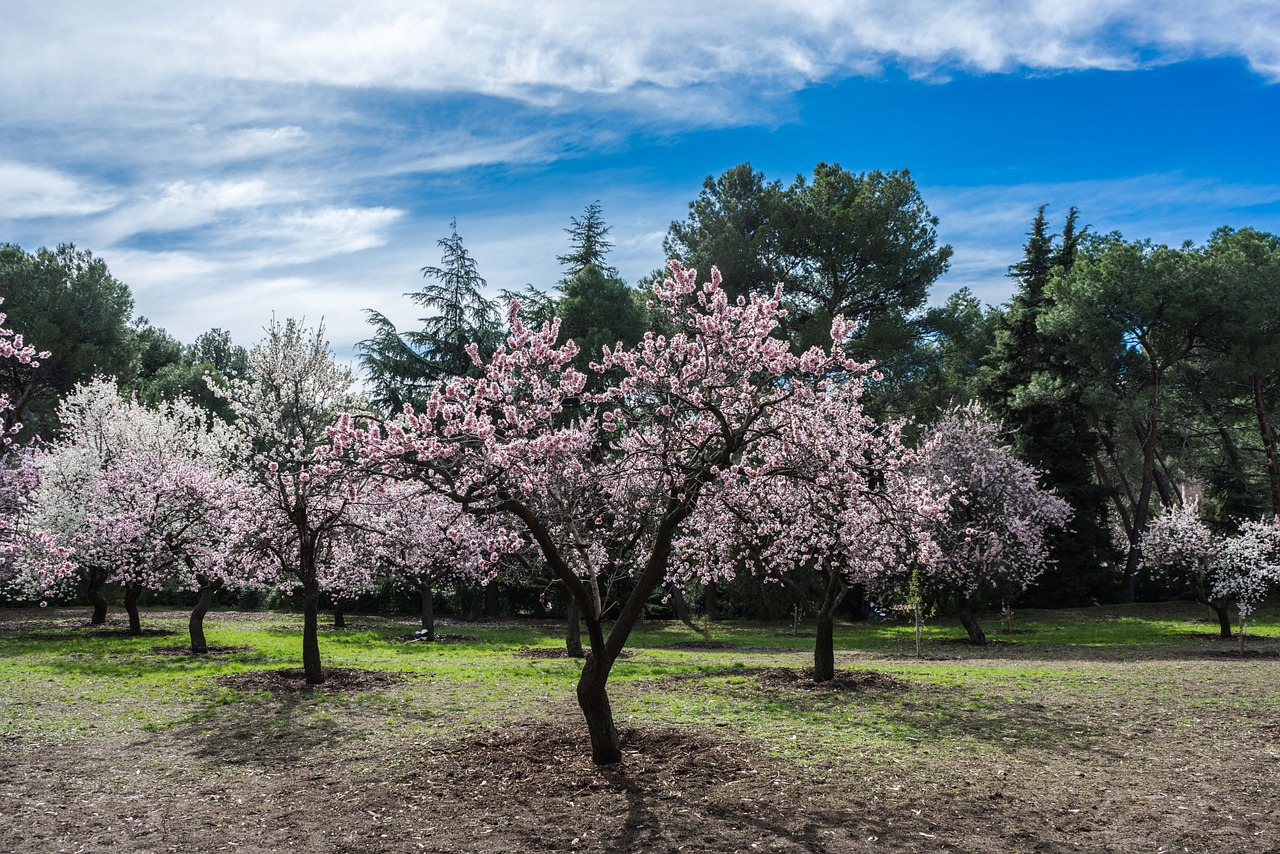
left=214, top=667, right=408, bottom=693
left=753, top=666, right=910, bottom=692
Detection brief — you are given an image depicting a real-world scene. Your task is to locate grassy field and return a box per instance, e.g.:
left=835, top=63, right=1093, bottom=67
left=2, top=601, right=1278, bottom=853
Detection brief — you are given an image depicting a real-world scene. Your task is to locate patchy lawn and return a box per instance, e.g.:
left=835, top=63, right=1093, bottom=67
left=1, top=602, right=1278, bottom=852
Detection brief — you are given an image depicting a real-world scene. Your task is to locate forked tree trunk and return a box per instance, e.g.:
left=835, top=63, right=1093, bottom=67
left=302, top=580, right=324, bottom=685
left=956, top=595, right=987, bottom=646
left=565, top=599, right=584, bottom=658
left=189, top=578, right=223, bottom=654
left=420, top=586, right=435, bottom=640
left=86, top=572, right=109, bottom=625
left=124, top=583, right=143, bottom=636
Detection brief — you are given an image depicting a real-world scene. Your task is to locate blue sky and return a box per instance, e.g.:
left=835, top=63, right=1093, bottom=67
left=2, top=2, right=1278, bottom=360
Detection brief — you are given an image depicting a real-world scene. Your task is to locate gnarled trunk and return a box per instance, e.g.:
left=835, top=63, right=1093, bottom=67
left=420, top=586, right=435, bottom=640
left=576, top=643, right=621, bottom=765
left=124, top=583, right=143, bottom=636
left=189, top=577, right=223, bottom=654
left=956, top=595, right=987, bottom=646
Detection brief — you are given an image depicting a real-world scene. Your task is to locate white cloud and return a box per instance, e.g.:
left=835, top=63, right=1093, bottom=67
left=0, top=162, right=120, bottom=219
left=4, top=1, right=1279, bottom=117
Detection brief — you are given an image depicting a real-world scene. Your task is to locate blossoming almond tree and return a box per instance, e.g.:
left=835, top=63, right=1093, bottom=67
left=217, top=318, right=369, bottom=684
left=0, top=299, right=72, bottom=601
left=332, top=261, right=861, bottom=764
left=351, top=480, right=519, bottom=639
left=29, top=378, right=232, bottom=626
left=83, top=448, right=268, bottom=649
left=1142, top=502, right=1234, bottom=637
left=912, top=404, right=1072, bottom=645
left=1210, top=518, right=1280, bottom=653
left=673, top=383, right=929, bottom=682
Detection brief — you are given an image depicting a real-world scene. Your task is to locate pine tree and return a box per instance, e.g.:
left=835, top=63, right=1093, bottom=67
left=558, top=201, right=617, bottom=277
left=359, top=220, right=500, bottom=412
left=982, top=207, right=1117, bottom=606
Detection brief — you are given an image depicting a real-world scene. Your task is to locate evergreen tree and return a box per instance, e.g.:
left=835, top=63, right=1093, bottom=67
left=359, top=220, right=500, bottom=412
left=558, top=201, right=617, bottom=277
left=981, top=207, right=1117, bottom=607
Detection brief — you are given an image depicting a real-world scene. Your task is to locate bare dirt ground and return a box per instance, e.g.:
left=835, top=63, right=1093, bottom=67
left=3, top=609, right=1279, bottom=853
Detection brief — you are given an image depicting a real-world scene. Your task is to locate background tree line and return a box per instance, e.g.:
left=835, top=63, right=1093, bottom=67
left=3, top=161, right=1279, bottom=620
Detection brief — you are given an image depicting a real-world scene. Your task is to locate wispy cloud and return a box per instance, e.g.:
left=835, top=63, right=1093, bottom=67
left=0, top=162, right=120, bottom=219
left=928, top=173, right=1280, bottom=305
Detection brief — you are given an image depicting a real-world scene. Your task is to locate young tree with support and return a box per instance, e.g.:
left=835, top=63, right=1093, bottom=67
left=332, top=261, right=860, bottom=764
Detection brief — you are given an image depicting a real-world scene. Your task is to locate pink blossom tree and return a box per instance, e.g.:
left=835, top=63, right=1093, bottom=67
left=217, top=318, right=370, bottom=684
left=81, top=448, right=268, bottom=649
left=333, top=261, right=861, bottom=764
left=673, top=383, right=927, bottom=681
left=912, top=404, right=1072, bottom=645
left=0, top=298, right=72, bottom=602
left=1142, top=502, right=1233, bottom=637
left=29, top=378, right=233, bottom=625
left=352, top=480, right=518, bottom=640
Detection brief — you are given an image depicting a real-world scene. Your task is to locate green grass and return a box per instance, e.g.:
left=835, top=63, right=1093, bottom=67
left=3, top=599, right=1276, bottom=752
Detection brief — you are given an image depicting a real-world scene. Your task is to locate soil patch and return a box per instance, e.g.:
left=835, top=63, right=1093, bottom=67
left=86, top=627, right=177, bottom=638
left=1200, top=648, right=1280, bottom=659
left=149, top=644, right=253, bottom=656
left=755, top=666, right=909, bottom=692
left=215, top=667, right=407, bottom=693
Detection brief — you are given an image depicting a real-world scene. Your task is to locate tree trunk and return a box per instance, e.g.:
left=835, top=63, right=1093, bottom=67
left=86, top=571, right=109, bottom=625
left=484, top=582, right=500, bottom=618
left=576, top=644, right=621, bottom=765
left=813, top=568, right=848, bottom=683
left=1253, top=376, right=1280, bottom=517
left=302, top=580, right=324, bottom=685
left=333, top=600, right=346, bottom=629
left=703, top=580, right=718, bottom=622
left=1212, top=600, right=1233, bottom=639
left=565, top=598, right=584, bottom=658
left=668, top=583, right=703, bottom=636
left=814, top=615, right=835, bottom=682
left=189, top=578, right=223, bottom=654
left=956, top=595, right=987, bottom=646
left=123, top=583, right=143, bottom=636
left=420, top=586, right=435, bottom=640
